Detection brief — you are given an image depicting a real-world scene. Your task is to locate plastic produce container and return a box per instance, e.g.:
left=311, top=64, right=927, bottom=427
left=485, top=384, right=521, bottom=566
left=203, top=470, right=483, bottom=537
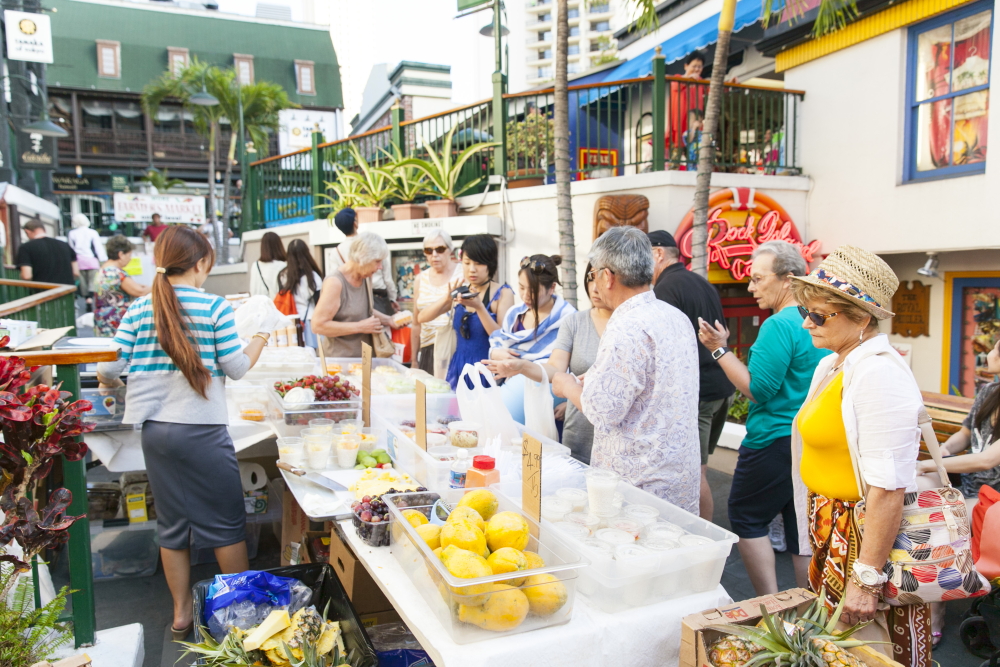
left=384, top=488, right=586, bottom=644
left=268, top=388, right=361, bottom=438
left=242, top=346, right=318, bottom=382
left=493, top=479, right=738, bottom=613
left=81, top=387, right=130, bottom=431
left=90, top=518, right=160, bottom=580
left=192, top=563, right=378, bottom=667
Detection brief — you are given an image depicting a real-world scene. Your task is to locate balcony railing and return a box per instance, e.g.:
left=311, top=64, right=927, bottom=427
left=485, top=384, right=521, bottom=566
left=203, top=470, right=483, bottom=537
left=57, top=126, right=232, bottom=168
left=245, top=75, right=804, bottom=228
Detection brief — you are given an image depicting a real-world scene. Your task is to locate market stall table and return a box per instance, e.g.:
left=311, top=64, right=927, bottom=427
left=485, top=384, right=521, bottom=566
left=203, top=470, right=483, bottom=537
left=336, top=516, right=731, bottom=667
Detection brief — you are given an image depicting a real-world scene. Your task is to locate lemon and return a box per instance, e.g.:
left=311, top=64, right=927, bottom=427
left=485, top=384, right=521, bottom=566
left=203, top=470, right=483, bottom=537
left=485, top=511, right=530, bottom=552
left=447, top=505, right=485, bottom=532
left=440, top=519, right=489, bottom=558
left=457, top=489, right=499, bottom=522
left=415, top=523, right=441, bottom=550
left=487, top=547, right=528, bottom=586
left=521, top=574, right=568, bottom=616
left=402, top=509, right=429, bottom=527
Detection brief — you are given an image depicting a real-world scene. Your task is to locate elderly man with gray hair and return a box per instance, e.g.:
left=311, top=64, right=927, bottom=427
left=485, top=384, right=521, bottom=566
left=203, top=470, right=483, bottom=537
left=697, top=240, right=830, bottom=597
left=551, top=226, right=701, bottom=514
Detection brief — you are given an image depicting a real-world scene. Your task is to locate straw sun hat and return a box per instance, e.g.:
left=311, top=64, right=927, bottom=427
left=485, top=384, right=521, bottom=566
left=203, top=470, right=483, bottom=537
left=791, top=245, right=899, bottom=321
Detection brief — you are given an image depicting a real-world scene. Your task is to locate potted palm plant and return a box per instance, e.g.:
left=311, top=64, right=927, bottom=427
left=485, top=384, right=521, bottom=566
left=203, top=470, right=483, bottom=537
left=336, top=142, right=395, bottom=223
left=316, top=176, right=365, bottom=223
left=379, top=145, right=428, bottom=221
left=399, top=126, right=499, bottom=218
left=506, top=113, right=555, bottom=188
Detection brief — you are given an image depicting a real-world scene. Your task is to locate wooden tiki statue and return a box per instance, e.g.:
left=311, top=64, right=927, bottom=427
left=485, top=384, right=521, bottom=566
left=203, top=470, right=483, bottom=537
left=593, top=194, right=650, bottom=239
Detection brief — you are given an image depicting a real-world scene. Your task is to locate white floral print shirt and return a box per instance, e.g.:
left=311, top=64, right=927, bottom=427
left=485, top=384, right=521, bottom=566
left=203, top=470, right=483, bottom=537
left=581, top=290, right=701, bottom=514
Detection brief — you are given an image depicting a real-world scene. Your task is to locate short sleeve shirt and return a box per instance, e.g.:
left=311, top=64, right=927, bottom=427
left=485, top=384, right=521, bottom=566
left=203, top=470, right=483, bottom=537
left=17, top=238, right=77, bottom=285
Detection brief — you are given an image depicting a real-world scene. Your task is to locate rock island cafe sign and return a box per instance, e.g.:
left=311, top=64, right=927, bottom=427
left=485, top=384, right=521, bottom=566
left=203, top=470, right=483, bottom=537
left=674, top=188, right=821, bottom=282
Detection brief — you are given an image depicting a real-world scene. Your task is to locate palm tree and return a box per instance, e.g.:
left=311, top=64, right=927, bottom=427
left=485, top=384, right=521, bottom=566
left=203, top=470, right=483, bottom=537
left=213, top=79, right=294, bottom=261
left=690, top=0, right=856, bottom=275
left=138, top=168, right=185, bottom=193
left=553, top=0, right=656, bottom=306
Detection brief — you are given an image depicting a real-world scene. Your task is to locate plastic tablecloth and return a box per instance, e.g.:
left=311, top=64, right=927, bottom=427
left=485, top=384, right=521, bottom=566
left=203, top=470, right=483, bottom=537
left=337, top=518, right=732, bottom=667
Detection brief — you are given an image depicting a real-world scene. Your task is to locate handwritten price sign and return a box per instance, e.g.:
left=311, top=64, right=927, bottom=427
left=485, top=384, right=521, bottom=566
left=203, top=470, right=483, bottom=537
left=521, top=434, right=543, bottom=537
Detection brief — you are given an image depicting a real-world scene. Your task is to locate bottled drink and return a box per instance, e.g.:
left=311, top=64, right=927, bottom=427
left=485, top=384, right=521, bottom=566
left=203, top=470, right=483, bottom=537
left=450, top=450, right=471, bottom=489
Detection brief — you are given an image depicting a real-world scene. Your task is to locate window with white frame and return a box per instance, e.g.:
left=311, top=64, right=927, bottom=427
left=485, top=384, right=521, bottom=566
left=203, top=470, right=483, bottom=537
left=96, top=40, right=120, bottom=79
left=295, top=60, right=316, bottom=95
left=234, top=54, right=255, bottom=85
left=905, top=1, right=991, bottom=180
left=167, top=47, right=188, bottom=76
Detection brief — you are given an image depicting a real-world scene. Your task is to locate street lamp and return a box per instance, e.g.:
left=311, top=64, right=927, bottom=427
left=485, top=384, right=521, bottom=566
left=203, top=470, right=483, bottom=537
left=190, top=85, right=219, bottom=106
left=0, top=73, right=69, bottom=138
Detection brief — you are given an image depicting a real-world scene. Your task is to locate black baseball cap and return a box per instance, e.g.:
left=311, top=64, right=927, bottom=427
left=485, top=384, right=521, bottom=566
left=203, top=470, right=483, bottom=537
left=333, top=208, right=357, bottom=235
left=647, top=230, right=677, bottom=249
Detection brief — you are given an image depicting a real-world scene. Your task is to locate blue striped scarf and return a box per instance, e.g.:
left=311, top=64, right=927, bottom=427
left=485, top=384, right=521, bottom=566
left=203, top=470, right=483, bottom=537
left=489, top=295, right=576, bottom=362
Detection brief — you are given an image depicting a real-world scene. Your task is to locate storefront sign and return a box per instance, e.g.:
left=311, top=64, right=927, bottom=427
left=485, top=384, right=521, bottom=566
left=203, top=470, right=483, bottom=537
left=113, top=193, right=205, bottom=224
left=53, top=174, right=93, bottom=191
left=577, top=148, right=618, bottom=180
left=891, top=280, right=931, bottom=337
left=15, top=129, right=56, bottom=170
left=4, top=11, right=53, bottom=64
left=674, top=188, right=821, bottom=282
left=278, top=109, right=339, bottom=154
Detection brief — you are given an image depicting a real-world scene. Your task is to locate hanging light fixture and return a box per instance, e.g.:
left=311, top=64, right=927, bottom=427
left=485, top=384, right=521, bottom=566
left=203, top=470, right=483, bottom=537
left=190, top=84, right=219, bottom=106
left=479, top=22, right=509, bottom=36
left=916, top=252, right=941, bottom=279
left=22, top=113, right=69, bottom=137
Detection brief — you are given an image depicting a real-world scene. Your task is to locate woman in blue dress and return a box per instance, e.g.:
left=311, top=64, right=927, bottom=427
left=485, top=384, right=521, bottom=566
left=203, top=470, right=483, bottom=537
left=420, top=234, right=514, bottom=389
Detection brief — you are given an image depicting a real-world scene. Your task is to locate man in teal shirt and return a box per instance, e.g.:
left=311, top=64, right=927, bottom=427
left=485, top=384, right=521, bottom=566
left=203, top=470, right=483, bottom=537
left=699, top=240, right=829, bottom=596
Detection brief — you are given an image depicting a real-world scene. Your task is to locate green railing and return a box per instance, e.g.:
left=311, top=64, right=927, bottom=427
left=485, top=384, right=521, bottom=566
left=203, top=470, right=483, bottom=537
left=245, top=74, right=804, bottom=229
left=0, top=279, right=78, bottom=331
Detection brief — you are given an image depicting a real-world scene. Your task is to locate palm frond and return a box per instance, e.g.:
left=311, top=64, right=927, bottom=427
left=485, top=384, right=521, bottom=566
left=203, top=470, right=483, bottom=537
left=398, top=125, right=498, bottom=200
left=625, top=0, right=659, bottom=35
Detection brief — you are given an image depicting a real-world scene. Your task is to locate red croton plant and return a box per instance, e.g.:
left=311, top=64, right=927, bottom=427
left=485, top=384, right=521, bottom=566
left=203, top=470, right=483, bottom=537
left=0, top=336, right=94, bottom=589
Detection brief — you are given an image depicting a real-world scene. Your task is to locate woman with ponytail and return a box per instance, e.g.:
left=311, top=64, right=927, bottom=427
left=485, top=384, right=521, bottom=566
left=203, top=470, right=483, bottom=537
left=96, top=226, right=283, bottom=640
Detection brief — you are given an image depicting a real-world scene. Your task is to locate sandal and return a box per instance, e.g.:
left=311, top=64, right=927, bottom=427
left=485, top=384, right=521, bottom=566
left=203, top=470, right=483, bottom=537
left=931, top=631, right=944, bottom=648
left=170, top=622, right=194, bottom=641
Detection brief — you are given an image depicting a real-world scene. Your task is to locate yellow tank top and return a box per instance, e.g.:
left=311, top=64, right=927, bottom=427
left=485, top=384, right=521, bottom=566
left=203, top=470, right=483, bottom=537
left=797, top=373, right=861, bottom=501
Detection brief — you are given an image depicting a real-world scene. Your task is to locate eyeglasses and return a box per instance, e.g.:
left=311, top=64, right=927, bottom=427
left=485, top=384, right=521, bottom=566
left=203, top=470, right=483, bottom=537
left=798, top=305, right=841, bottom=327
left=424, top=246, right=450, bottom=256
left=586, top=266, right=614, bottom=282
left=748, top=273, right=775, bottom=285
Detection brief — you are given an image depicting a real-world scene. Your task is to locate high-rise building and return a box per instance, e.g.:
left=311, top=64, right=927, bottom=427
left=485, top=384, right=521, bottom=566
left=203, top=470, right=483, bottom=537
left=523, top=0, right=618, bottom=87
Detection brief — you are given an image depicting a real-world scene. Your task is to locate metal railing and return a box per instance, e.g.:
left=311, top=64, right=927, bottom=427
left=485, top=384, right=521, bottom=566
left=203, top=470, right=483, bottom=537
left=0, top=278, right=77, bottom=330
left=245, top=73, right=804, bottom=229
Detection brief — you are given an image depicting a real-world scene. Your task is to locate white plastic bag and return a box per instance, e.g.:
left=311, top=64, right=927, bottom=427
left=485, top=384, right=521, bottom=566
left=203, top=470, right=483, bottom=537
left=233, top=295, right=289, bottom=340
left=456, top=363, right=521, bottom=450
left=523, top=362, right=558, bottom=441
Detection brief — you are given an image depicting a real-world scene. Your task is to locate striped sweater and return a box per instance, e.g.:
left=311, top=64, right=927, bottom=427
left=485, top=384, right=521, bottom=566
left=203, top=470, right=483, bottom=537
left=96, top=285, right=250, bottom=425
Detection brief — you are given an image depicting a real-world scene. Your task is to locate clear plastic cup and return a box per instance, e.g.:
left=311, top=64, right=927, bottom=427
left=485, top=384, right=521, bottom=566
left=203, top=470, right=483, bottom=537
left=608, top=517, right=642, bottom=540
left=611, top=492, right=625, bottom=510
left=643, top=537, right=680, bottom=551
left=336, top=437, right=360, bottom=468
left=555, top=487, right=588, bottom=512
left=360, top=427, right=385, bottom=452
left=585, top=469, right=620, bottom=516
left=308, top=418, right=335, bottom=432
left=541, top=497, right=573, bottom=523
left=645, top=521, right=686, bottom=541
left=338, top=419, right=363, bottom=435
left=595, top=528, right=635, bottom=547
left=552, top=521, right=592, bottom=541
left=624, top=504, right=660, bottom=527
left=580, top=538, right=616, bottom=559
left=302, top=428, right=332, bottom=470
left=277, top=437, right=305, bottom=467
left=565, top=512, right=600, bottom=534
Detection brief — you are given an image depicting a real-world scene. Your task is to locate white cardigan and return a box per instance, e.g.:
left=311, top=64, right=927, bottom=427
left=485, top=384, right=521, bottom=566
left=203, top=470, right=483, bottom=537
left=791, top=334, right=923, bottom=556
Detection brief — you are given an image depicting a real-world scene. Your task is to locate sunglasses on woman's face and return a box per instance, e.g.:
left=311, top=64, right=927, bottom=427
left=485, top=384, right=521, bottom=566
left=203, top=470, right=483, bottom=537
left=424, top=246, right=449, bottom=256
left=798, top=305, right=841, bottom=327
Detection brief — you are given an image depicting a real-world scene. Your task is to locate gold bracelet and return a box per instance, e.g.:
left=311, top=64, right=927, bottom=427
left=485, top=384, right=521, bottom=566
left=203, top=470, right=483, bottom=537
left=252, top=333, right=270, bottom=344
left=849, top=572, right=883, bottom=598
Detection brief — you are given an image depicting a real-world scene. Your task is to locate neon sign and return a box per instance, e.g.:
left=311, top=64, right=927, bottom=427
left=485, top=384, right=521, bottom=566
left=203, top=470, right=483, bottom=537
left=673, top=188, right=821, bottom=282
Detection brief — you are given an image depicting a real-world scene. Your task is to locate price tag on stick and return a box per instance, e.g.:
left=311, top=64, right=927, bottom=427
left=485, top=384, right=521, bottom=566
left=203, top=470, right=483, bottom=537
left=415, top=380, right=428, bottom=451
left=522, top=434, right=543, bottom=538
left=361, top=343, right=372, bottom=427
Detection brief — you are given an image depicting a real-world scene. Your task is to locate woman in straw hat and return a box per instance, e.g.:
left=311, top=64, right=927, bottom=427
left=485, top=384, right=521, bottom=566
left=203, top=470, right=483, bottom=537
left=789, top=246, right=942, bottom=667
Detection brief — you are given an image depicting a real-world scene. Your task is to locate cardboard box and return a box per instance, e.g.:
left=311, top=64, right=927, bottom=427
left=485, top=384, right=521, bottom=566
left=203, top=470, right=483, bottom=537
left=680, top=588, right=902, bottom=667
left=328, top=523, right=394, bottom=615
left=358, top=609, right=402, bottom=628
left=280, top=486, right=310, bottom=566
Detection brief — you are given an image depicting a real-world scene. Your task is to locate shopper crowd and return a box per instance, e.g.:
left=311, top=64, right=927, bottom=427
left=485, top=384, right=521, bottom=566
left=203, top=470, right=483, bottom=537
left=79, top=204, right=997, bottom=667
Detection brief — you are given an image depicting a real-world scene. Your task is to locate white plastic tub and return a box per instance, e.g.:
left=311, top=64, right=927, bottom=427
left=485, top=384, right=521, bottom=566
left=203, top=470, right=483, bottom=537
left=493, top=478, right=738, bottom=613
left=384, top=489, right=586, bottom=644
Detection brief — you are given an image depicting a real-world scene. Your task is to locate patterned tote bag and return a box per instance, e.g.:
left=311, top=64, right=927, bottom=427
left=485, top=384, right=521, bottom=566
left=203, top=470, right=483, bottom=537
left=854, top=410, right=990, bottom=605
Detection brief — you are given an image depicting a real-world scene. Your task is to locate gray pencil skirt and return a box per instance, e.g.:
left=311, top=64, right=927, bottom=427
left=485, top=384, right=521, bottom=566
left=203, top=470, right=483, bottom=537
left=141, top=421, right=247, bottom=550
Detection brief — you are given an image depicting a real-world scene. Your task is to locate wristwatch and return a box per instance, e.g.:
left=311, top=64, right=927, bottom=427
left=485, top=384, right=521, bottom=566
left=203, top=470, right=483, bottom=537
left=711, top=347, right=729, bottom=360
left=852, top=561, right=888, bottom=587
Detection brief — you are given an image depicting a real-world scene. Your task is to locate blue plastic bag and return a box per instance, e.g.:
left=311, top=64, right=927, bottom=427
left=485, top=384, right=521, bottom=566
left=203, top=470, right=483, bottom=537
left=203, top=570, right=313, bottom=639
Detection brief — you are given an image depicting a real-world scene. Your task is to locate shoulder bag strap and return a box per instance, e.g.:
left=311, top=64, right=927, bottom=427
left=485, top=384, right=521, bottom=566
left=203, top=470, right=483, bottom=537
left=365, top=276, right=376, bottom=318
left=337, top=246, right=345, bottom=264
left=256, top=261, right=268, bottom=296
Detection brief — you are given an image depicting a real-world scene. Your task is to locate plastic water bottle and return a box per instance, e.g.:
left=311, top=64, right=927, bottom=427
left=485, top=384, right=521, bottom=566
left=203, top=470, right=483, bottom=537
left=450, top=450, right=470, bottom=489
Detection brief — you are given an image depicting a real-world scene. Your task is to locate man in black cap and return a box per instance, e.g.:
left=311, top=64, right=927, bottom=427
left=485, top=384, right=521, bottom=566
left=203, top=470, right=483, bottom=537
left=327, top=207, right=396, bottom=313
left=648, top=229, right=733, bottom=520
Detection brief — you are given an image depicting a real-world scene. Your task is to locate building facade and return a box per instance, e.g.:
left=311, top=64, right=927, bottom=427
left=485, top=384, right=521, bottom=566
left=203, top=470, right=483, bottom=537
left=524, top=0, right=619, bottom=86
left=43, top=0, right=342, bottom=233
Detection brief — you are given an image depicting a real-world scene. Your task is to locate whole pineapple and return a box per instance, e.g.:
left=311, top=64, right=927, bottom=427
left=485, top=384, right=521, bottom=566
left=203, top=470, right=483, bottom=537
left=708, top=592, right=870, bottom=667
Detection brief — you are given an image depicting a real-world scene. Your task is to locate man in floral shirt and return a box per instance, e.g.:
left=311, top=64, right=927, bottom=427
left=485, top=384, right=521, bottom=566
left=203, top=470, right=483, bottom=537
left=552, top=227, right=701, bottom=514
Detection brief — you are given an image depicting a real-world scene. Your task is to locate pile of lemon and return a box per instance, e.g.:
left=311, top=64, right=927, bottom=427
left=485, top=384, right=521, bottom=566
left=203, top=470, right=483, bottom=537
left=400, top=489, right=568, bottom=632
